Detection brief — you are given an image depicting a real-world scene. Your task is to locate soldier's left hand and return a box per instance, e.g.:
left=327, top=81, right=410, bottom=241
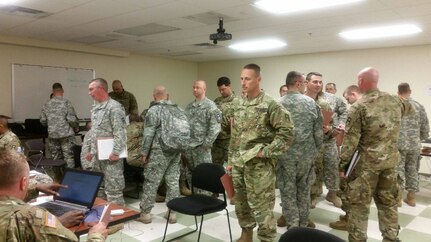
left=109, top=153, right=119, bottom=161
left=58, top=210, right=84, bottom=227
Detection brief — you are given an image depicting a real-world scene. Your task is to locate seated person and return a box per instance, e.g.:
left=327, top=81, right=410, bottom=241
left=0, top=150, right=108, bottom=241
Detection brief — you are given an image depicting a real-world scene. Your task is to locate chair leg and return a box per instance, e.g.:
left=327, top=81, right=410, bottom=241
left=162, top=212, right=199, bottom=242
left=197, top=215, right=204, bottom=242
left=225, top=208, right=232, bottom=242
left=162, top=209, right=171, bottom=242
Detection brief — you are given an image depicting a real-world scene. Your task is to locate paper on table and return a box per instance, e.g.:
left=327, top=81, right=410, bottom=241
left=97, top=137, right=128, bottom=160
left=322, top=110, right=334, bottom=127
left=220, top=173, right=235, bottom=199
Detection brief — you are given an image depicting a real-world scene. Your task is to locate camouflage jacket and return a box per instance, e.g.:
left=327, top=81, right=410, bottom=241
left=314, top=95, right=334, bottom=141
left=126, top=121, right=144, bottom=166
left=228, top=91, right=295, bottom=166
left=0, top=130, right=20, bottom=151
left=109, top=89, right=138, bottom=115
left=0, top=196, right=105, bottom=242
left=89, top=98, right=127, bottom=157
left=318, top=92, right=347, bottom=127
left=280, top=91, right=323, bottom=159
left=398, top=97, right=430, bottom=150
left=185, top=97, right=221, bottom=148
left=214, top=93, right=237, bottom=140
left=40, top=96, right=78, bottom=139
left=339, top=89, right=414, bottom=172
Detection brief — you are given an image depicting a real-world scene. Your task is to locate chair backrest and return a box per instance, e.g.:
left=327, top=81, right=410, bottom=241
left=8, top=122, right=25, bottom=136
left=25, top=139, right=45, bottom=154
left=192, top=163, right=226, bottom=194
left=279, top=227, right=345, bottom=242
left=24, top=119, right=47, bottom=135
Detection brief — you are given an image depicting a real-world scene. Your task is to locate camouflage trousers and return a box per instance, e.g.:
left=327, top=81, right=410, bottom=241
left=276, top=155, right=315, bottom=227
left=211, top=138, right=230, bottom=166
left=184, top=145, right=212, bottom=195
left=397, top=149, right=420, bottom=192
left=47, top=136, right=76, bottom=168
left=347, top=167, right=399, bottom=242
left=140, top=149, right=180, bottom=213
left=232, top=157, right=276, bottom=242
left=338, top=177, right=350, bottom=214
left=311, top=139, right=339, bottom=195
left=93, top=158, right=125, bottom=206
left=310, top=151, right=324, bottom=197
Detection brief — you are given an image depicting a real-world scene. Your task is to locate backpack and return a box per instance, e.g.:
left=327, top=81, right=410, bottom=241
left=158, top=103, right=191, bottom=152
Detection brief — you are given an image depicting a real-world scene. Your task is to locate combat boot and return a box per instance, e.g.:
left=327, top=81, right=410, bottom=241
left=329, top=215, right=347, bottom=231
left=180, top=180, right=192, bottom=196
left=307, top=219, right=316, bottom=228
left=164, top=211, right=177, bottom=224
left=155, top=193, right=166, bottom=203
left=136, top=212, right=152, bottom=224
left=326, top=190, right=342, bottom=208
left=404, top=190, right=416, bottom=207
left=107, top=223, right=124, bottom=235
left=277, top=215, right=286, bottom=227
left=310, top=195, right=318, bottom=209
left=236, top=228, right=253, bottom=242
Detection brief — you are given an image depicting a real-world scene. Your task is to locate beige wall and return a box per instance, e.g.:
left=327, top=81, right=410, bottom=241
left=0, top=42, right=198, bottom=117
left=198, top=45, right=431, bottom=131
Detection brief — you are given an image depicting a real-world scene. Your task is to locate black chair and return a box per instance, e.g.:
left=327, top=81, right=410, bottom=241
left=72, top=144, right=82, bottom=168
left=25, top=139, right=66, bottom=174
left=279, top=227, right=345, bottom=242
left=162, top=163, right=232, bottom=242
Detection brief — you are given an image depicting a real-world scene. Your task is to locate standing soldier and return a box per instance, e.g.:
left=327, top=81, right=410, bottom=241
left=339, top=67, right=413, bottom=242
left=40, top=83, right=79, bottom=168
left=227, top=64, right=294, bottom=242
left=109, top=80, right=139, bottom=115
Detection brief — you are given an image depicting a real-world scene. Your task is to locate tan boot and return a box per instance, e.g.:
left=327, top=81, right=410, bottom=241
left=277, top=215, right=286, bottom=227
left=136, top=212, right=152, bottom=224
left=326, top=190, right=342, bottom=208
left=329, top=219, right=347, bottom=231
left=398, top=197, right=402, bottom=207
left=180, top=180, right=192, bottom=196
left=310, top=195, right=318, bottom=209
left=236, top=228, right=253, bottom=242
left=155, top=193, right=166, bottom=203
left=307, top=219, right=316, bottom=228
left=164, top=211, right=177, bottom=224
left=404, top=191, right=416, bottom=207
left=107, top=223, right=124, bottom=235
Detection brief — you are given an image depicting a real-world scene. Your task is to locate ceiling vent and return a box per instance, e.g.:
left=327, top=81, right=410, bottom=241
left=0, top=5, right=51, bottom=18
left=70, top=35, right=115, bottom=44
left=184, top=11, right=237, bottom=25
left=161, top=51, right=201, bottom=57
left=114, top=23, right=180, bottom=37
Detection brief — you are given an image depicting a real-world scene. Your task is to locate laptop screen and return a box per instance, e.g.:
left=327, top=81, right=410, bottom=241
left=55, top=169, right=104, bottom=208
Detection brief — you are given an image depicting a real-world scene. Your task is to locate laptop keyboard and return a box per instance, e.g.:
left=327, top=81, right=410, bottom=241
left=38, top=202, right=83, bottom=217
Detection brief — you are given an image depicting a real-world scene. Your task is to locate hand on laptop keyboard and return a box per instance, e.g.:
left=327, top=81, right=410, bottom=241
left=58, top=210, right=85, bottom=227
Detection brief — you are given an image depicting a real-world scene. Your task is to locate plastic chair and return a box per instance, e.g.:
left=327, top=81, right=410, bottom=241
left=162, top=163, right=232, bottom=242
left=279, top=227, right=345, bottom=242
left=25, top=139, right=66, bottom=174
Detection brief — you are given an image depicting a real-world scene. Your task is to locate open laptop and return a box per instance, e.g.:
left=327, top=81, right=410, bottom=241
left=37, top=168, right=104, bottom=217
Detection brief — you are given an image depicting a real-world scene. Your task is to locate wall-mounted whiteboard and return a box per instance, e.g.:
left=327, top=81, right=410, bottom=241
left=12, top=64, right=95, bottom=122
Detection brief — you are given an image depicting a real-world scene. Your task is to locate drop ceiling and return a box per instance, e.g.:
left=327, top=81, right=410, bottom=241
left=0, top=0, right=430, bottom=62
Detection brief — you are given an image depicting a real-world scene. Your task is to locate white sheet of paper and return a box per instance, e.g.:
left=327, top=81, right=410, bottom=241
left=97, top=138, right=128, bottom=160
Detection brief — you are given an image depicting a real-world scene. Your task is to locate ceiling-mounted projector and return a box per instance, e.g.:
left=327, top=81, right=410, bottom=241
left=209, top=18, right=232, bottom=44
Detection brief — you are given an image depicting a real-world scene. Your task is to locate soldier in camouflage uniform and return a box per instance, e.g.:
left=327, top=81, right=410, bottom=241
left=306, top=72, right=347, bottom=208
left=212, top=76, right=237, bottom=166
left=397, top=83, right=429, bottom=207
left=339, top=67, right=413, bottom=242
left=109, top=80, right=139, bottom=115
left=277, top=71, right=323, bottom=229
left=184, top=80, right=221, bottom=194
left=136, top=86, right=181, bottom=224
left=227, top=64, right=294, bottom=242
left=40, top=83, right=79, bottom=168
left=86, top=78, right=127, bottom=206
left=0, top=150, right=107, bottom=242
left=0, top=116, right=20, bottom=151
left=126, top=114, right=144, bottom=168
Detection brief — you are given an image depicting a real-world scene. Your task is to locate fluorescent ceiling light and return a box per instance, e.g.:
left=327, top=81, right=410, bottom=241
left=0, top=0, right=19, bottom=4
left=254, top=0, right=364, bottom=14
left=339, top=24, right=422, bottom=40
left=229, top=39, right=287, bottom=52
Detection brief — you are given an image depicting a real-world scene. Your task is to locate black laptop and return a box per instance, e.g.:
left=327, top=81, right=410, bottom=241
left=37, top=168, right=104, bottom=217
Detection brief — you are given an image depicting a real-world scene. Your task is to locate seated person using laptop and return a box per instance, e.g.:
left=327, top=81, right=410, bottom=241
left=0, top=150, right=107, bottom=242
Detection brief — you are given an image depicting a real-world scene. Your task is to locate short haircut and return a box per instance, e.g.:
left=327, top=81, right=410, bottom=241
left=243, top=63, right=261, bottom=75
left=90, top=78, right=108, bottom=91
left=286, top=71, right=303, bottom=87
left=0, top=116, right=8, bottom=127
left=217, top=76, right=231, bottom=87
left=52, top=82, right=63, bottom=91
left=343, top=85, right=360, bottom=96
left=0, top=150, right=28, bottom=189
left=279, top=85, right=287, bottom=92
left=306, top=72, right=322, bottom=81
left=398, top=82, right=411, bottom=94
left=326, top=82, right=336, bottom=89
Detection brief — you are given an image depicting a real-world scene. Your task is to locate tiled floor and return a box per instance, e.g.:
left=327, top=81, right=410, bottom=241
left=80, top=177, right=431, bottom=242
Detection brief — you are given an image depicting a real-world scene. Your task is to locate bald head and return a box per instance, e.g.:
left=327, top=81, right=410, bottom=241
left=193, top=80, right=207, bottom=100
left=153, top=85, right=168, bottom=101
left=112, top=80, right=124, bottom=94
left=357, top=67, right=379, bottom=93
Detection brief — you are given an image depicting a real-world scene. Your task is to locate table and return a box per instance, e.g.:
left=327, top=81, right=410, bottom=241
left=68, top=198, right=140, bottom=236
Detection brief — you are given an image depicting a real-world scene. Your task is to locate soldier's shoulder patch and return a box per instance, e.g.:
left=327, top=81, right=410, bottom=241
left=215, top=112, right=222, bottom=123
left=43, top=212, right=57, bottom=228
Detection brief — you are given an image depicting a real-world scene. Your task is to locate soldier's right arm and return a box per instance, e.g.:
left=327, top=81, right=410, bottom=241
left=419, top=103, right=430, bottom=141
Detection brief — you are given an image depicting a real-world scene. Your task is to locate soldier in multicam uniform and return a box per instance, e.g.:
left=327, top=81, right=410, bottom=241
left=184, top=80, right=221, bottom=194
left=86, top=78, right=127, bottom=206
left=0, top=116, right=20, bottom=151
left=305, top=72, right=347, bottom=208
left=339, top=67, right=413, bottom=242
left=330, top=85, right=363, bottom=231
left=136, top=86, right=181, bottom=224
left=40, top=83, right=79, bottom=168
left=0, top=150, right=107, bottom=242
left=227, top=64, right=294, bottom=242
left=397, top=82, right=429, bottom=207
left=125, top=114, right=144, bottom=168
left=276, top=71, right=323, bottom=229
left=109, top=80, right=139, bottom=115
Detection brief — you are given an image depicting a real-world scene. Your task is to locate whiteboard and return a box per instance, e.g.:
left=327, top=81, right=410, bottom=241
left=12, top=64, right=95, bottom=122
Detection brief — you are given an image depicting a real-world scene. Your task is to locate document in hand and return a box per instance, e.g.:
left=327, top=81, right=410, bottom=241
left=345, top=150, right=360, bottom=177
left=220, top=173, right=235, bottom=199
left=97, top=137, right=128, bottom=160
left=322, top=110, right=334, bottom=127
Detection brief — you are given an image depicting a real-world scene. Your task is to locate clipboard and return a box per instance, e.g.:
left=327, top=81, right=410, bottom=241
left=322, top=110, right=334, bottom=127
left=96, top=137, right=128, bottom=160
left=220, top=173, right=235, bottom=199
